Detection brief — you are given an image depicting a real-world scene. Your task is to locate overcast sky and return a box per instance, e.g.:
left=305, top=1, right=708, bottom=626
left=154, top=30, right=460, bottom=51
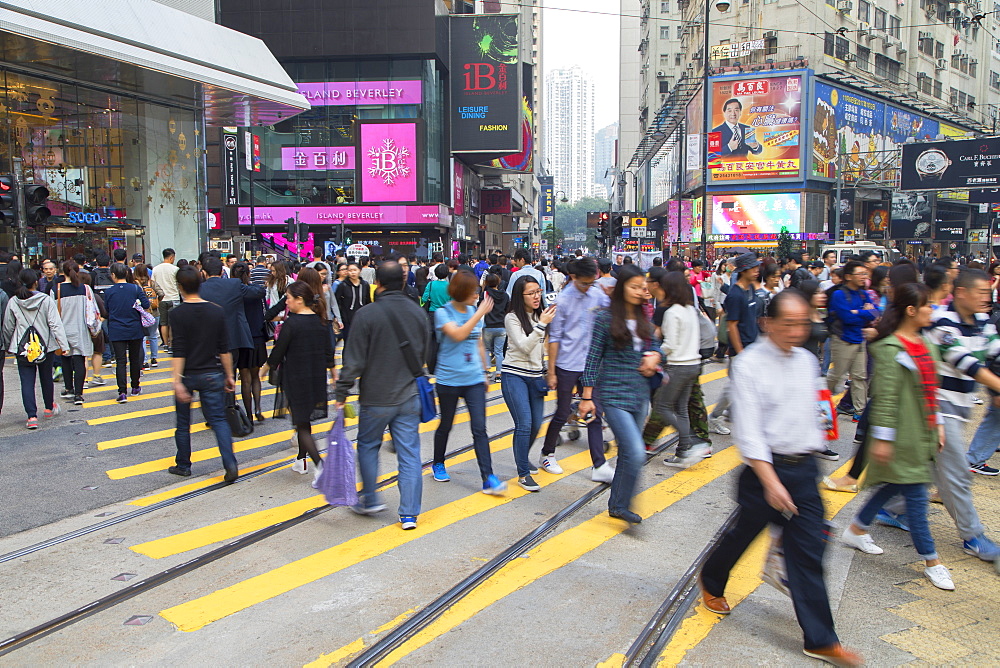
left=541, top=0, right=620, bottom=130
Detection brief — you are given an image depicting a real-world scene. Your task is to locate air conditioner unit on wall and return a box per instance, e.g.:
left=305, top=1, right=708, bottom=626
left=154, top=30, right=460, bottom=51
left=936, top=58, right=948, bottom=69
left=858, top=23, right=871, bottom=37
left=837, top=0, right=853, bottom=10
left=919, top=31, right=932, bottom=40
left=763, top=30, right=777, bottom=39
left=843, top=53, right=857, bottom=62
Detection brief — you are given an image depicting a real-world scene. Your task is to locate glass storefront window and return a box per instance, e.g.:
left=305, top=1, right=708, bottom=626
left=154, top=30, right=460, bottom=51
left=0, top=70, right=205, bottom=263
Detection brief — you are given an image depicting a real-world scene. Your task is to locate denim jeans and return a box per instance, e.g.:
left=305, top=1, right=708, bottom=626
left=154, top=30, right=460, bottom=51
left=174, top=371, right=236, bottom=472
left=502, top=373, right=545, bottom=476
left=482, top=327, right=506, bottom=374
left=435, top=383, right=494, bottom=481
left=855, top=482, right=937, bottom=560
left=542, top=367, right=605, bottom=467
left=602, top=404, right=648, bottom=515
left=17, top=356, right=55, bottom=418
left=967, top=401, right=1000, bottom=466
left=356, top=395, right=422, bottom=516
left=143, top=316, right=160, bottom=363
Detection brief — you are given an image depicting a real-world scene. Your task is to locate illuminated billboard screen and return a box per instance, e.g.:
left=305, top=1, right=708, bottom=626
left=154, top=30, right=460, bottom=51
left=712, top=193, right=801, bottom=235
left=708, top=74, right=803, bottom=182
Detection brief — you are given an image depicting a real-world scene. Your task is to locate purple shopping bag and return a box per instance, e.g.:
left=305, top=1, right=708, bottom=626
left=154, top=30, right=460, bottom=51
left=318, top=411, right=359, bottom=507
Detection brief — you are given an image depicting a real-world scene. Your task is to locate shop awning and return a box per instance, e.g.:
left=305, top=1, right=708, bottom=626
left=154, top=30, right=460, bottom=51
left=0, top=0, right=309, bottom=125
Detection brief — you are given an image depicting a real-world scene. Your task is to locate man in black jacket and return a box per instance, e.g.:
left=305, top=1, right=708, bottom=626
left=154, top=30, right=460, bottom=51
left=199, top=256, right=265, bottom=361
left=336, top=261, right=428, bottom=530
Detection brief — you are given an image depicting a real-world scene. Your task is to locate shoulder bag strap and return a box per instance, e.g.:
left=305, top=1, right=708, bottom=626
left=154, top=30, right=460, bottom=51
left=380, top=302, right=423, bottom=379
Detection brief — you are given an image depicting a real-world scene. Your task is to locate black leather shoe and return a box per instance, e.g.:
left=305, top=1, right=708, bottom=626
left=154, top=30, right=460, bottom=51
left=168, top=466, right=191, bottom=477
left=223, top=466, right=239, bottom=483
left=609, top=509, right=642, bottom=524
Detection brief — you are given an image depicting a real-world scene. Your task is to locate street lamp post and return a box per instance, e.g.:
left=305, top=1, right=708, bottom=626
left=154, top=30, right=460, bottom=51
left=700, top=0, right=729, bottom=262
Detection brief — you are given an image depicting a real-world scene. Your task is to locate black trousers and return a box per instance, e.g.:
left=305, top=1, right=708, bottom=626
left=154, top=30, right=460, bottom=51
left=111, top=339, right=143, bottom=394
left=63, top=354, right=86, bottom=397
left=701, top=456, right=839, bottom=651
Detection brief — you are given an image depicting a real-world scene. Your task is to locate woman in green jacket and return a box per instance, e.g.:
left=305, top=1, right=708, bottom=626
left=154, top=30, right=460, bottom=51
left=840, top=283, right=954, bottom=590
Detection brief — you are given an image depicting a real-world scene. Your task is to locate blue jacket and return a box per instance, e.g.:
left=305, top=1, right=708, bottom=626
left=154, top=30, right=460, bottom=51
left=104, top=282, right=149, bottom=341
left=200, top=277, right=266, bottom=350
left=829, top=286, right=877, bottom=344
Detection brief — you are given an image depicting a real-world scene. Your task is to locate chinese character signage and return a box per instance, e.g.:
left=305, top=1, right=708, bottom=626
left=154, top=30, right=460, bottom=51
left=684, top=87, right=703, bottom=191
left=708, top=73, right=803, bottom=183
left=223, top=130, right=239, bottom=206
left=280, top=147, right=356, bottom=171
left=295, top=81, right=423, bottom=106
left=900, top=138, right=1000, bottom=191
left=453, top=160, right=465, bottom=216
left=359, top=123, right=418, bottom=203
left=450, top=14, right=523, bottom=153
left=710, top=39, right=766, bottom=60
left=238, top=204, right=449, bottom=227
left=252, top=133, right=261, bottom=173
left=712, top=192, right=801, bottom=235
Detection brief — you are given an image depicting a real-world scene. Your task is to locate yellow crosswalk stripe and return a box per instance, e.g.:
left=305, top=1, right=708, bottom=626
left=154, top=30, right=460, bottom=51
left=372, top=447, right=745, bottom=666
left=130, top=404, right=526, bottom=557
left=655, top=459, right=856, bottom=665
left=158, top=438, right=594, bottom=632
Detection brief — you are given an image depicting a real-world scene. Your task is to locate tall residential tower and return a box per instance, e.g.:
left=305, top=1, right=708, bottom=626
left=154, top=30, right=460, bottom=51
left=544, top=66, right=596, bottom=203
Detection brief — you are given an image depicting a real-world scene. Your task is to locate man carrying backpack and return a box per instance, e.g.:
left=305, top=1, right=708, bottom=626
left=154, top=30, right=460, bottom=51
left=826, top=261, right=878, bottom=420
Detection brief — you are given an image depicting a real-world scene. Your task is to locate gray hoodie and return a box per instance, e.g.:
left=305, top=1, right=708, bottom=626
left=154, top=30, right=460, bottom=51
left=2, top=291, right=69, bottom=355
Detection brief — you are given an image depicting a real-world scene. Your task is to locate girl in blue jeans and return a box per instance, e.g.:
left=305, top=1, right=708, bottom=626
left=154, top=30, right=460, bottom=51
left=577, top=265, right=661, bottom=524
left=840, top=283, right=954, bottom=591
left=501, top=275, right=556, bottom=491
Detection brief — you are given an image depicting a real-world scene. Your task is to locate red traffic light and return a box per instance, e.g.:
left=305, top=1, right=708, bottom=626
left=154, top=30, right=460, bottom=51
left=599, top=212, right=609, bottom=221
left=0, top=175, right=13, bottom=192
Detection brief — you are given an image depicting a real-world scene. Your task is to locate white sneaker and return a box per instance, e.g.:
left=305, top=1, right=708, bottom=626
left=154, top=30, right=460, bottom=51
left=311, top=461, right=324, bottom=489
left=592, top=462, right=616, bottom=483
left=708, top=418, right=731, bottom=435
left=291, top=457, right=308, bottom=474
left=840, top=527, right=884, bottom=555
left=540, top=455, right=564, bottom=474
left=924, top=564, right=955, bottom=590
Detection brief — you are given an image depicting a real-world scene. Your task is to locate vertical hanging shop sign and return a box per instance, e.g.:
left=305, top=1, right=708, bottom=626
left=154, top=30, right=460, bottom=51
left=223, top=129, right=239, bottom=206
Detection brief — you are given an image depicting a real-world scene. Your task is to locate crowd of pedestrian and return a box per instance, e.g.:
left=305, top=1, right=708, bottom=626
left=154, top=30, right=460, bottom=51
left=4, top=243, right=1000, bottom=667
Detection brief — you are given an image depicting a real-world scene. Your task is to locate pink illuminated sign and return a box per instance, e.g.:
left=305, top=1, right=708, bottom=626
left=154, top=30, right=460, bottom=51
left=296, top=81, right=422, bottom=106
left=238, top=204, right=448, bottom=227
left=360, top=123, right=418, bottom=203
left=280, top=146, right=356, bottom=171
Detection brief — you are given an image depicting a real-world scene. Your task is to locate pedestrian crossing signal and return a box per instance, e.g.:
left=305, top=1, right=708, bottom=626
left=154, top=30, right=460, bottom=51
left=0, top=175, right=14, bottom=226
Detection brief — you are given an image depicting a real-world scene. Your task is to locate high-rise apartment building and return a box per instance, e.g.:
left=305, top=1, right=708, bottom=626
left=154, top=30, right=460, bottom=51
left=544, top=66, right=596, bottom=203
left=594, top=122, right=619, bottom=199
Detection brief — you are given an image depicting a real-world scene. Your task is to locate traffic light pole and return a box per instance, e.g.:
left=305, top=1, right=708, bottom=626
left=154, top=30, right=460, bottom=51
left=12, top=157, right=25, bottom=258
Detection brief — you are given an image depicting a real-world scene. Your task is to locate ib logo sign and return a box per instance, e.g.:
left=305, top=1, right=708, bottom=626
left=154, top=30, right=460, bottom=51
left=462, top=63, right=508, bottom=92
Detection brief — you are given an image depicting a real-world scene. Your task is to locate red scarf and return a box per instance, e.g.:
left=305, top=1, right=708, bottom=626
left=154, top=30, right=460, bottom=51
left=896, top=334, right=938, bottom=431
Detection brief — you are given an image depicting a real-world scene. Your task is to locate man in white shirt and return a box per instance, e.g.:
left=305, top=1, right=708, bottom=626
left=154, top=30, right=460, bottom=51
left=151, top=248, right=180, bottom=350
left=699, top=290, right=863, bottom=667
left=817, top=250, right=837, bottom=281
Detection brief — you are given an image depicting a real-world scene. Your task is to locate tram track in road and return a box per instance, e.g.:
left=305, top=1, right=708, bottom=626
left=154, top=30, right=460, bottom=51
left=0, top=414, right=552, bottom=659
left=0, top=391, right=511, bottom=566
left=342, top=432, right=684, bottom=668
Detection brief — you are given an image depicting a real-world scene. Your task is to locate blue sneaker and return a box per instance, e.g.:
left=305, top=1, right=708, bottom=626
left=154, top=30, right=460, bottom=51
left=875, top=509, right=910, bottom=532
left=963, top=533, right=1000, bottom=561
left=432, top=463, right=450, bottom=482
left=482, top=474, right=507, bottom=496
left=400, top=515, right=417, bottom=530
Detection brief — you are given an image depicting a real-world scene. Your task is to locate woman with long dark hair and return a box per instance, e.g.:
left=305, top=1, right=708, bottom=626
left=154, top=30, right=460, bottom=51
left=430, top=270, right=506, bottom=494
left=334, top=262, right=370, bottom=339
left=2, top=268, right=68, bottom=428
left=103, top=262, right=149, bottom=403
left=54, top=261, right=95, bottom=405
left=501, top=275, right=556, bottom=491
left=232, top=262, right=268, bottom=422
left=840, top=283, right=955, bottom=590
left=133, top=263, right=163, bottom=369
left=265, top=261, right=290, bottom=308
left=654, top=271, right=711, bottom=466
left=577, top=265, right=660, bottom=524
left=260, top=280, right=336, bottom=486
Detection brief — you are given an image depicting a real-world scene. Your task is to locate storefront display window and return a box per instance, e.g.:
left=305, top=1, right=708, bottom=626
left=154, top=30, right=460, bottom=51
left=0, top=70, right=205, bottom=262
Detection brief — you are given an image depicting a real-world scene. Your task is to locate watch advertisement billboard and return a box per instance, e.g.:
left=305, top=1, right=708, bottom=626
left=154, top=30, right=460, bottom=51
left=890, top=192, right=933, bottom=238
left=707, top=74, right=803, bottom=183
left=900, top=138, right=1000, bottom=191
left=865, top=203, right=889, bottom=241
left=711, top=192, right=801, bottom=235
left=450, top=14, right=523, bottom=154
left=934, top=221, right=966, bottom=241
left=359, top=123, right=418, bottom=203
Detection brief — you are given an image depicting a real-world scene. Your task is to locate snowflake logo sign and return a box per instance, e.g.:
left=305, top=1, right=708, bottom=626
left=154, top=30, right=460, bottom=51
left=368, top=137, right=411, bottom=186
